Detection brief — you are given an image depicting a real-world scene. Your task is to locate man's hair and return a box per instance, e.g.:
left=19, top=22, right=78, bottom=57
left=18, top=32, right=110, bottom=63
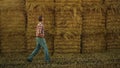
left=38, top=16, right=42, bottom=21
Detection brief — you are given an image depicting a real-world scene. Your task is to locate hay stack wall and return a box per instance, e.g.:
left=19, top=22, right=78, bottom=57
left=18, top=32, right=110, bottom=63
left=82, top=0, right=106, bottom=53
left=54, top=0, right=82, bottom=54
left=0, top=0, right=26, bottom=52
left=105, top=0, right=120, bottom=49
left=0, top=0, right=120, bottom=54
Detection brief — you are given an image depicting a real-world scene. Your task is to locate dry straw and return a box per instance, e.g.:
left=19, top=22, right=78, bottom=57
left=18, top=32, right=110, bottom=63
left=0, top=0, right=25, bottom=52
left=0, top=0, right=120, bottom=53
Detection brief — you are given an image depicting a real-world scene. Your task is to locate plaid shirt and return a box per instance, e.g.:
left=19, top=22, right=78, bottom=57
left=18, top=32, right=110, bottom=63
left=36, top=22, right=44, bottom=37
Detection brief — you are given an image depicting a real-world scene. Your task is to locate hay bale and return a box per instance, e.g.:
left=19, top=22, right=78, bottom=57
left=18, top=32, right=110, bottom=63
left=1, top=36, right=25, bottom=51
left=0, top=0, right=24, bottom=10
left=0, top=0, right=120, bottom=54
left=56, top=0, right=81, bottom=3
left=105, top=0, right=120, bottom=5
left=82, top=34, right=106, bottom=53
left=105, top=4, right=120, bottom=50
left=26, top=0, right=54, bottom=2
left=0, top=6, right=26, bottom=52
left=81, top=4, right=107, bottom=53
left=107, top=5, right=120, bottom=34
left=82, top=4, right=105, bottom=34
left=27, top=1, right=80, bottom=52
left=54, top=2, right=82, bottom=54
left=82, top=14, right=105, bottom=35
left=82, top=0, right=102, bottom=5
left=0, top=9, right=1, bottom=52
left=107, top=33, right=120, bottom=49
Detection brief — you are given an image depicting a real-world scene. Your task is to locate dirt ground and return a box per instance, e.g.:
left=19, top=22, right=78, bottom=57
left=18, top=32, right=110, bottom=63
left=0, top=49, right=120, bottom=68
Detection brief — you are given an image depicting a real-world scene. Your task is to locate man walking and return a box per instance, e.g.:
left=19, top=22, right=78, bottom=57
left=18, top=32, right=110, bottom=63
left=27, top=16, right=50, bottom=63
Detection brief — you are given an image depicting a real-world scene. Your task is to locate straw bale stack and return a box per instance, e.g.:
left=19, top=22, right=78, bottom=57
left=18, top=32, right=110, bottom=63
left=26, top=0, right=54, bottom=2
left=0, top=0, right=26, bottom=52
left=107, top=33, right=120, bottom=49
left=0, top=8, right=1, bottom=52
left=82, top=0, right=103, bottom=5
left=105, top=0, right=120, bottom=5
left=54, top=1, right=82, bottom=54
left=0, top=0, right=120, bottom=54
left=106, top=4, right=120, bottom=49
left=0, top=0, right=24, bottom=10
left=107, top=4, right=120, bottom=34
left=82, top=34, right=106, bottom=53
left=81, top=3, right=106, bottom=53
left=82, top=12, right=105, bottom=34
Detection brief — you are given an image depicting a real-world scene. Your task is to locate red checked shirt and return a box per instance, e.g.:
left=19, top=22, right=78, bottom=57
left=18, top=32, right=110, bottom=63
left=36, top=22, right=44, bottom=37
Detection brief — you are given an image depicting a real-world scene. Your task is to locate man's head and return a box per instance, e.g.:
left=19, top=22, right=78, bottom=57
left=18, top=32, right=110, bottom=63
left=38, top=16, right=44, bottom=22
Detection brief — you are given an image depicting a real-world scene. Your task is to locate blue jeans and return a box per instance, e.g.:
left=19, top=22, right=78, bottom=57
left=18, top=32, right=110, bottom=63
left=28, top=37, right=50, bottom=62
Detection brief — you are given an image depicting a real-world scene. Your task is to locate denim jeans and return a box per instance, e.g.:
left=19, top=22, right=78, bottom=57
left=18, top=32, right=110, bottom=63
left=28, top=37, right=50, bottom=62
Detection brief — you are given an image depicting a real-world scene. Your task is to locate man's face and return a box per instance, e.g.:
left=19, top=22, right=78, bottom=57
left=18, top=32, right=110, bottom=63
left=42, top=17, right=44, bottom=22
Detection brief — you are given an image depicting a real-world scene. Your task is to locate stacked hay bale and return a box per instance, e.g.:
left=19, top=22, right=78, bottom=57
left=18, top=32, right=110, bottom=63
left=0, top=7, right=1, bottom=52
left=54, top=0, right=82, bottom=54
left=0, top=0, right=26, bottom=52
left=105, top=0, right=120, bottom=49
left=0, top=0, right=119, bottom=54
left=26, top=0, right=55, bottom=54
left=82, top=0, right=106, bottom=53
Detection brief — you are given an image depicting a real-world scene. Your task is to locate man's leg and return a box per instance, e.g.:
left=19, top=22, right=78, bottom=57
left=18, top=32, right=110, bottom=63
left=40, top=38, right=50, bottom=62
left=27, top=38, right=41, bottom=62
